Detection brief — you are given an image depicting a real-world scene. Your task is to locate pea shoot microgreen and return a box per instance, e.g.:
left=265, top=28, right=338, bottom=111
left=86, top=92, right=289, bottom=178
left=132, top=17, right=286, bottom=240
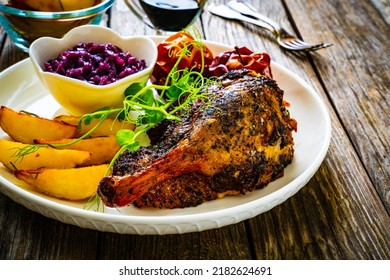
left=12, top=28, right=217, bottom=212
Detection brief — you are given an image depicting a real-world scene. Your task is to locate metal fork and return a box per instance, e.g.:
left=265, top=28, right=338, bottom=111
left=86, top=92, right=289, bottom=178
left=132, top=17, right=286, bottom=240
left=209, top=1, right=332, bottom=52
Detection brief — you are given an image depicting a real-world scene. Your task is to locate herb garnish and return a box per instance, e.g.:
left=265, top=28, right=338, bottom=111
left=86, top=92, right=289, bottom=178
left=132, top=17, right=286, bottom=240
left=13, top=29, right=217, bottom=211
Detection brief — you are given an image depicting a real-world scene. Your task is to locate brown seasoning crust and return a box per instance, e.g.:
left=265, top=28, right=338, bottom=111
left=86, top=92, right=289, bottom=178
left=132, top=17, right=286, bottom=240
left=98, top=69, right=297, bottom=208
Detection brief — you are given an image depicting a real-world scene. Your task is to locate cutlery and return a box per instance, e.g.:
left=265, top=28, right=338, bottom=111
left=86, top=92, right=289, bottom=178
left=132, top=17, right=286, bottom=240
left=209, top=1, right=332, bottom=52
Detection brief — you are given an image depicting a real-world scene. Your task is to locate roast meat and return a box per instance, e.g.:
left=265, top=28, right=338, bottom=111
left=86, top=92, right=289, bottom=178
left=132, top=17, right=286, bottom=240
left=98, top=69, right=297, bottom=208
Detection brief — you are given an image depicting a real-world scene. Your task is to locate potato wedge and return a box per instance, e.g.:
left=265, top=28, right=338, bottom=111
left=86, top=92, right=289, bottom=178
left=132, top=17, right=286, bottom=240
left=34, top=136, right=121, bottom=166
left=0, top=139, right=91, bottom=171
left=14, top=164, right=108, bottom=200
left=0, top=106, right=78, bottom=144
left=54, top=115, right=135, bottom=138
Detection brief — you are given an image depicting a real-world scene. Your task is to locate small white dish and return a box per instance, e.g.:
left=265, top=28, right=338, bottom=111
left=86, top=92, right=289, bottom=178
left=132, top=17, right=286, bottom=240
left=29, top=25, right=157, bottom=116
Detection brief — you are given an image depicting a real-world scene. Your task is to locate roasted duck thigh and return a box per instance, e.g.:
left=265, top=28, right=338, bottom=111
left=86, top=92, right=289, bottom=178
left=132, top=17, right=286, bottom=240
left=98, top=70, right=297, bottom=208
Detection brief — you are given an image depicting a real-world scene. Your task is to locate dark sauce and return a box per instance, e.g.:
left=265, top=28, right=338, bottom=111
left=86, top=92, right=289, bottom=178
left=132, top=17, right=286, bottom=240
left=140, top=0, right=203, bottom=31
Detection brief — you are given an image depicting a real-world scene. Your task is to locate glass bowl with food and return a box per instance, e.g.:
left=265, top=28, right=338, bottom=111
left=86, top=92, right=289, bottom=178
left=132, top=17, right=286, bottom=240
left=0, top=0, right=115, bottom=52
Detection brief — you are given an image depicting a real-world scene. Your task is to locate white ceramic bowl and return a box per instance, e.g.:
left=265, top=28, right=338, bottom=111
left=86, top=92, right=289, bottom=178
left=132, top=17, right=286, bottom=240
left=29, top=25, right=157, bottom=116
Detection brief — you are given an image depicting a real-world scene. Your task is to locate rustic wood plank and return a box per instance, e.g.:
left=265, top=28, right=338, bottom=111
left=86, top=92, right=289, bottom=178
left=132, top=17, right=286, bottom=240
left=109, top=0, right=169, bottom=36
left=97, top=224, right=252, bottom=259
left=0, top=194, right=100, bottom=259
left=0, top=37, right=28, bottom=72
left=246, top=97, right=390, bottom=259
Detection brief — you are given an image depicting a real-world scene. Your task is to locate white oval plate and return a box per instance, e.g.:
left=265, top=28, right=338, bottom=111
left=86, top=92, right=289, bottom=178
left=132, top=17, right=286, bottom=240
left=0, top=38, right=331, bottom=235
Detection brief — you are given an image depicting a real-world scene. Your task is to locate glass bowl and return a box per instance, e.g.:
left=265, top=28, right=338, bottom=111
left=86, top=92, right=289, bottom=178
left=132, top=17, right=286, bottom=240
left=0, top=0, right=115, bottom=52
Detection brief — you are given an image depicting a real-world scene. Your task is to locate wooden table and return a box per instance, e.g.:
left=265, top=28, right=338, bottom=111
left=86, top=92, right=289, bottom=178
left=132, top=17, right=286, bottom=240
left=0, top=0, right=389, bottom=260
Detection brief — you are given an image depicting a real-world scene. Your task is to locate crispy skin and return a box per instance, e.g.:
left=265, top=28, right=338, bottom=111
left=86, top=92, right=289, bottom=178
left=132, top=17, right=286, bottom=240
left=98, top=70, right=297, bottom=208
